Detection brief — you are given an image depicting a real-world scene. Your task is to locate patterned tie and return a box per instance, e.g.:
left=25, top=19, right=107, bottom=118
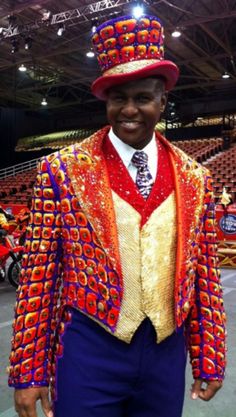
left=131, top=151, right=154, bottom=199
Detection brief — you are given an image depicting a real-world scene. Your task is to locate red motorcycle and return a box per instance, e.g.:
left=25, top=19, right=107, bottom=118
left=0, top=229, right=24, bottom=288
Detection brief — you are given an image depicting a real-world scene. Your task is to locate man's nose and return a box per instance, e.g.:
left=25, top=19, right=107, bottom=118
left=120, top=99, right=138, bottom=116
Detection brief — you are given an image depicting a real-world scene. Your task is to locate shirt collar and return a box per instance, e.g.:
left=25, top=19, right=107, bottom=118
left=108, top=127, right=156, bottom=169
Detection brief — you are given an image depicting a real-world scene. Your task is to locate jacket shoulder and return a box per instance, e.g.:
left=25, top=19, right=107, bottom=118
left=169, top=142, right=210, bottom=179
left=41, top=126, right=109, bottom=167
left=39, top=136, right=94, bottom=169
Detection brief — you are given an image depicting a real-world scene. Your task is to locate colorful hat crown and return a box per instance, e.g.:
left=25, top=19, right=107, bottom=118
left=92, top=15, right=165, bottom=75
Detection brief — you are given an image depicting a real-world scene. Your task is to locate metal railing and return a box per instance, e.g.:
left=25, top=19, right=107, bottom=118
left=0, top=158, right=39, bottom=180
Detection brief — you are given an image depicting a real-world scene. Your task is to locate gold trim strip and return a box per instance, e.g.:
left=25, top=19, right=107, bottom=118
left=103, top=59, right=161, bottom=76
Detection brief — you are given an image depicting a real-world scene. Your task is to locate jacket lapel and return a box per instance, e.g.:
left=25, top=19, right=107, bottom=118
left=66, top=126, right=122, bottom=277
left=156, top=132, right=205, bottom=284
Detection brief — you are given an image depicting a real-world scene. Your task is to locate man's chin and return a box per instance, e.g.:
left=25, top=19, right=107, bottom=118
left=118, top=135, right=142, bottom=146
left=114, top=129, right=145, bottom=146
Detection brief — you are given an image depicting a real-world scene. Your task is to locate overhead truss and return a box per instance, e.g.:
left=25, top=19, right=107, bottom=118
left=0, top=0, right=134, bottom=39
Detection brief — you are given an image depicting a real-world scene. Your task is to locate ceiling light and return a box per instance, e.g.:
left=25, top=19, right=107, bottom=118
left=25, top=37, right=32, bottom=50
left=86, top=50, right=95, bottom=58
left=171, top=29, right=181, bottom=38
left=132, top=4, right=144, bottom=18
left=222, top=72, right=230, bottom=79
left=41, top=97, right=48, bottom=106
left=18, top=64, right=27, bottom=72
left=57, top=24, right=65, bottom=37
left=91, top=19, right=98, bottom=33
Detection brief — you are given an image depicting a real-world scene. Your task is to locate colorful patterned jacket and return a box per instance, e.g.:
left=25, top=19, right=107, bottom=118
left=8, top=126, right=226, bottom=390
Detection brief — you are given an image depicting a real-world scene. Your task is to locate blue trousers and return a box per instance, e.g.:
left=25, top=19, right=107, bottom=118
left=54, top=308, right=187, bottom=417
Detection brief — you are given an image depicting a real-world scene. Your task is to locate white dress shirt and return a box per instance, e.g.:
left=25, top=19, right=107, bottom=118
left=108, top=128, right=158, bottom=182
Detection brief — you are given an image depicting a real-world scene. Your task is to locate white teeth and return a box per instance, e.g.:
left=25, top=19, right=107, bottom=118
left=121, top=122, right=139, bottom=127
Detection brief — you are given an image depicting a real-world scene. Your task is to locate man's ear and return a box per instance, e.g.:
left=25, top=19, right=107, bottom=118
left=160, top=92, right=168, bottom=114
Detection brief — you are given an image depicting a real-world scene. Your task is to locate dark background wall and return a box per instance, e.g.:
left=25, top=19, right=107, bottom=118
left=0, top=107, right=55, bottom=168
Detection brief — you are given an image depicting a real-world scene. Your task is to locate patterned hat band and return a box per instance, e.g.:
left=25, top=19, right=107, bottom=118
left=103, top=59, right=160, bottom=76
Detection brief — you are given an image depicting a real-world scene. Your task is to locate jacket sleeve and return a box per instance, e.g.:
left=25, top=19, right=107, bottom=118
left=188, top=173, right=226, bottom=381
left=8, top=155, right=62, bottom=388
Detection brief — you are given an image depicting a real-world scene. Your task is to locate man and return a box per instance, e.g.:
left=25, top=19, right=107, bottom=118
left=0, top=205, right=17, bottom=233
left=9, top=14, right=226, bottom=417
left=0, top=206, right=17, bottom=281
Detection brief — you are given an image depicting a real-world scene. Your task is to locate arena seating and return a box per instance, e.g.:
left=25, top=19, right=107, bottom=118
left=171, top=137, right=223, bottom=163
left=0, top=169, right=36, bottom=205
left=171, top=137, right=236, bottom=202
left=204, top=144, right=236, bottom=202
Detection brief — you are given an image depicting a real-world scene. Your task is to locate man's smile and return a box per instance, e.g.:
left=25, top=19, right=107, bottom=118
left=118, top=121, right=143, bottom=129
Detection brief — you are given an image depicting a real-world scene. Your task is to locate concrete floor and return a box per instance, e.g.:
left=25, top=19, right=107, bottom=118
left=0, top=269, right=235, bottom=417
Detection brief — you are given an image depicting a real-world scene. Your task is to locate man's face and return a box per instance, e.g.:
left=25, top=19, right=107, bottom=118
left=106, top=77, right=167, bottom=149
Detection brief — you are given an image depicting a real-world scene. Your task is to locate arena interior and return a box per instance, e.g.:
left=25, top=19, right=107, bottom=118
left=0, top=1, right=235, bottom=417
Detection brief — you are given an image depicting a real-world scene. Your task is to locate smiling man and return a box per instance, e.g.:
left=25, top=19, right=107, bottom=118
left=106, top=77, right=167, bottom=149
left=9, top=14, right=226, bottom=417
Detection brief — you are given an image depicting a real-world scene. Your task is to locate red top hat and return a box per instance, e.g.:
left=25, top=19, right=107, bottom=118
left=91, top=15, right=179, bottom=100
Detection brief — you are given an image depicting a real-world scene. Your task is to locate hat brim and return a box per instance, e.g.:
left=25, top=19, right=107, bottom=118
left=91, top=60, right=179, bottom=100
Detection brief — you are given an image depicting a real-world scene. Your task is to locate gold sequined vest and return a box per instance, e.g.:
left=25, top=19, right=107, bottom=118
left=104, top=137, right=177, bottom=343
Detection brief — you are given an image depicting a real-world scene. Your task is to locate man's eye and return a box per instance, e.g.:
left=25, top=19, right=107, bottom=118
left=136, top=96, right=150, bottom=103
left=111, top=95, right=124, bottom=102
